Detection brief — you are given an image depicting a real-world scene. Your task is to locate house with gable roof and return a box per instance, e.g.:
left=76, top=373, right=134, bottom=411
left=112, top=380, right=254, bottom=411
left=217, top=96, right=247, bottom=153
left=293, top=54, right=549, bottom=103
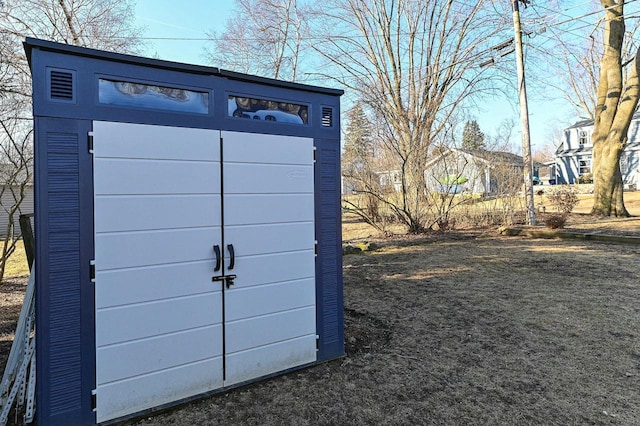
left=555, top=114, right=640, bottom=187
left=423, top=147, right=524, bottom=196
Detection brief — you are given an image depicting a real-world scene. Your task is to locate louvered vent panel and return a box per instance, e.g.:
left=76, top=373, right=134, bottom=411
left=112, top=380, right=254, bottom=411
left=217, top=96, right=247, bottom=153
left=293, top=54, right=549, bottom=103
left=321, top=107, right=333, bottom=127
left=50, top=71, right=74, bottom=101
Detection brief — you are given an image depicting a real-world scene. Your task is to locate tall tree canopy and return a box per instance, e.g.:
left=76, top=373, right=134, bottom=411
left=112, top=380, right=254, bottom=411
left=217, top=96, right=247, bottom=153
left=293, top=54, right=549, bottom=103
left=342, top=103, right=374, bottom=174
left=205, top=0, right=307, bottom=81
left=312, top=0, right=505, bottom=232
left=0, top=0, right=142, bottom=281
left=1, top=0, right=143, bottom=119
left=591, top=0, right=639, bottom=216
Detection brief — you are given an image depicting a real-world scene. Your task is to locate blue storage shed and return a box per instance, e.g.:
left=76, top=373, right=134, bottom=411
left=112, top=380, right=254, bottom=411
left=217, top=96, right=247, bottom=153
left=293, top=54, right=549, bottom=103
left=25, top=38, right=344, bottom=425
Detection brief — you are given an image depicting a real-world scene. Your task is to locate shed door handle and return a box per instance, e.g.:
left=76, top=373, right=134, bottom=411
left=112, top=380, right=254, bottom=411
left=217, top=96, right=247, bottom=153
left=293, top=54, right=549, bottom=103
left=213, top=245, right=221, bottom=272
left=227, top=244, right=235, bottom=270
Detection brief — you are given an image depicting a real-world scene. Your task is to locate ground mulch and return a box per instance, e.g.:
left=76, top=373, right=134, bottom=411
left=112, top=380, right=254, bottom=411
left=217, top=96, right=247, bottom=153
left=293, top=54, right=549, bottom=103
left=2, top=228, right=640, bottom=425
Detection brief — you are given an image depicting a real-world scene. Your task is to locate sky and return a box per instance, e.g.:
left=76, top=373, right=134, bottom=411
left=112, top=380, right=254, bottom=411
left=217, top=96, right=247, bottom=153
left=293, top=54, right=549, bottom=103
left=133, top=1, right=584, bottom=154
left=135, top=0, right=231, bottom=65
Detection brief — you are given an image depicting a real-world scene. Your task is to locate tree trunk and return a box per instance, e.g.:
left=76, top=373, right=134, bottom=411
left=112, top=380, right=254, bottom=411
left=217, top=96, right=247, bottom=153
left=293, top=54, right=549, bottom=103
left=592, top=139, right=628, bottom=216
left=591, top=0, right=639, bottom=217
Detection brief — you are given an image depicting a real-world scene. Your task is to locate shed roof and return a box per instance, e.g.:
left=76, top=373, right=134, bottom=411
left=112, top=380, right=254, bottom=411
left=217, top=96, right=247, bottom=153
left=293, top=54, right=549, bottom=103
left=23, top=37, right=344, bottom=96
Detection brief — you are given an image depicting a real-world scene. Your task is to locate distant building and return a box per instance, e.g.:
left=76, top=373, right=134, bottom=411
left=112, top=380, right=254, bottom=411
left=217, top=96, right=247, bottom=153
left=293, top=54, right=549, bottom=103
left=424, top=148, right=524, bottom=196
left=0, top=164, right=33, bottom=237
left=342, top=148, right=529, bottom=197
left=376, top=170, right=403, bottom=192
left=555, top=115, right=640, bottom=187
left=0, top=184, right=33, bottom=237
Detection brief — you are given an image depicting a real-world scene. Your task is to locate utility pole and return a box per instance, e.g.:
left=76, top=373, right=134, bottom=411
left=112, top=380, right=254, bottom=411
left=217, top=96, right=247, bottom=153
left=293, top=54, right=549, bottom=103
left=512, top=0, right=536, bottom=225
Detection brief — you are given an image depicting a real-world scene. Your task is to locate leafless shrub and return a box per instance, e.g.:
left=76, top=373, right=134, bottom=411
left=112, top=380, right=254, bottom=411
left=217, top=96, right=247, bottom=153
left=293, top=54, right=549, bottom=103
left=548, top=186, right=579, bottom=214
left=544, top=214, right=567, bottom=229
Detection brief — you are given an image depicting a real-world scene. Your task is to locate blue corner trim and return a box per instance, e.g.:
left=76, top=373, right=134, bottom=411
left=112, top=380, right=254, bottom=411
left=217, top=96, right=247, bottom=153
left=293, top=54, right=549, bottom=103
left=35, top=118, right=95, bottom=426
left=314, top=139, right=345, bottom=361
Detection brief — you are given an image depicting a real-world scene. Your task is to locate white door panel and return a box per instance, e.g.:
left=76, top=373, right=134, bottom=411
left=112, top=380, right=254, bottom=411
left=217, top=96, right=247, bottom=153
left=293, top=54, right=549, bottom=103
left=96, top=292, right=222, bottom=346
left=224, top=194, right=314, bottom=226
left=96, top=357, right=223, bottom=423
left=96, top=325, right=223, bottom=384
left=229, top=251, right=315, bottom=289
left=94, top=158, right=220, bottom=196
left=94, top=123, right=223, bottom=422
left=93, top=121, right=220, bottom=161
left=224, top=222, right=314, bottom=257
left=221, top=131, right=316, bottom=386
left=225, top=306, right=316, bottom=354
left=225, top=279, right=315, bottom=322
left=224, top=335, right=316, bottom=387
left=95, top=261, right=215, bottom=309
left=223, top=132, right=313, bottom=165
left=95, top=195, right=221, bottom=233
left=96, top=227, right=221, bottom=270
left=224, top=163, right=313, bottom=194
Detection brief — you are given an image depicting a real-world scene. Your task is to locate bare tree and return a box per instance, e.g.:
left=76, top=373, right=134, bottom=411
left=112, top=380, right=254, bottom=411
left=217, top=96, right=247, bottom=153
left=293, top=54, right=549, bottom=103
left=312, top=0, right=509, bottom=233
left=533, top=1, right=640, bottom=121
left=0, top=0, right=142, bottom=281
left=0, top=120, right=32, bottom=282
left=205, top=0, right=307, bottom=81
left=591, top=0, right=639, bottom=216
left=1, top=0, right=142, bottom=52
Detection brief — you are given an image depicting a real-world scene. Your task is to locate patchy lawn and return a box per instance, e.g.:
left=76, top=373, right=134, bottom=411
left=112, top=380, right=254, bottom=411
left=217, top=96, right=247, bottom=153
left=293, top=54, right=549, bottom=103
left=2, top=240, right=30, bottom=279
left=2, top=209, right=640, bottom=424
left=131, top=232, right=639, bottom=425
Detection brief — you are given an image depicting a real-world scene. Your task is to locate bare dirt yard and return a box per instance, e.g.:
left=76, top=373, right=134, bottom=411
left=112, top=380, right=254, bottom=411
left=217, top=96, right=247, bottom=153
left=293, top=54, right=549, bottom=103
left=2, top=195, right=640, bottom=425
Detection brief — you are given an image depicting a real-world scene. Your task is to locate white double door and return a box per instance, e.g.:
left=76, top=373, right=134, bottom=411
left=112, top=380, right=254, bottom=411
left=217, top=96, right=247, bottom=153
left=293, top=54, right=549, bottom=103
left=92, top=122, right=316, bottom=422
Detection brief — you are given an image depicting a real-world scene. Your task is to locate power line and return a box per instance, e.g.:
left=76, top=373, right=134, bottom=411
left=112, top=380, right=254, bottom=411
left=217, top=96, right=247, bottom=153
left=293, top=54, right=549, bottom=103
left=529, top=0, right=640, bottom=34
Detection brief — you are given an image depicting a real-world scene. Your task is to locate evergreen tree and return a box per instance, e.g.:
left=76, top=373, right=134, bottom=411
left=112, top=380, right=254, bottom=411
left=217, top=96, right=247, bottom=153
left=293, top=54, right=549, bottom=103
left=462, top=120, right=485, bottom=150
left=342, top=103, right=373, bottom=174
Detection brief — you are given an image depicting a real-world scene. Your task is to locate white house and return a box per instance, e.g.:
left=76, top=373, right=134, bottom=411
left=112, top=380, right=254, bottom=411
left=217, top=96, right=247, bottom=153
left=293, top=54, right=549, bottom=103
left=424, top=148, right=524, bottom=196
left=555, top=115, right=640, bottom=187
left=343, top=148, right=527, bottom=197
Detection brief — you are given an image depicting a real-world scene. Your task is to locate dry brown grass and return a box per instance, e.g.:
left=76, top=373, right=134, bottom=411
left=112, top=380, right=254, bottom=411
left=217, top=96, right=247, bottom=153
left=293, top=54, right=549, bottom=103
left=115, top=231, right=640, bottom=426
left=2, top=240, right=30, bottom=278
left=2, top=194, right=640, bottom=425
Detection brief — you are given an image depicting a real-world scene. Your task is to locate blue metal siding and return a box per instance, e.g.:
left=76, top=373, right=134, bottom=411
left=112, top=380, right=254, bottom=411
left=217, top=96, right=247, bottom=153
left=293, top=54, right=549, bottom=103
left=315, top=140, right=345, bottom=361
left=30, top=48, right=342, bottom=142
left=36, top=118, right=95, bottom=426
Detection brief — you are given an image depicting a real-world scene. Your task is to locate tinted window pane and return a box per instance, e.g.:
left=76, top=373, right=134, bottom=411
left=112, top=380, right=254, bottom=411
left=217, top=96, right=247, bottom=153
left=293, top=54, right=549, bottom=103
left=228, top=96, right=308, bottom=125
left=99, top=79, right=209, bottom=114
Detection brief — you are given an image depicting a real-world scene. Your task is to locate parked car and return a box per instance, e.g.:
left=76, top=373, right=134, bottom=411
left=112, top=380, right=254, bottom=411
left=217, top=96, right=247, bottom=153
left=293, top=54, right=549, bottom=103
left=532, top=176, right=542, bottom=185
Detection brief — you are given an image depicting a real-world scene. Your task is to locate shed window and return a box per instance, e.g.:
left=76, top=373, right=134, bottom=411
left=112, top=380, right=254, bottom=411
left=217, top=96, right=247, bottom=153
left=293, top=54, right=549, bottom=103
left=228, top=95, right=308, bottom=125
left=99, top=79, right=209, bottom=114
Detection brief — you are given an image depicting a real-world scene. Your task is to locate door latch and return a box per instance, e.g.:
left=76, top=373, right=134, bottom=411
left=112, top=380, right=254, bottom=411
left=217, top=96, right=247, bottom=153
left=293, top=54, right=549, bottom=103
left=212, top=274, right=237, bottom=288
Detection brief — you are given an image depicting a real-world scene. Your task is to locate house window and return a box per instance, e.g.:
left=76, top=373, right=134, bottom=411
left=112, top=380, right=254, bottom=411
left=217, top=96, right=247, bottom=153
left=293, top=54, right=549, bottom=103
left=578, top=130, right=588, bottom=145
left=621, top=153, right=629, bottom=173
left=578, top=156, right=591, bottom=175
